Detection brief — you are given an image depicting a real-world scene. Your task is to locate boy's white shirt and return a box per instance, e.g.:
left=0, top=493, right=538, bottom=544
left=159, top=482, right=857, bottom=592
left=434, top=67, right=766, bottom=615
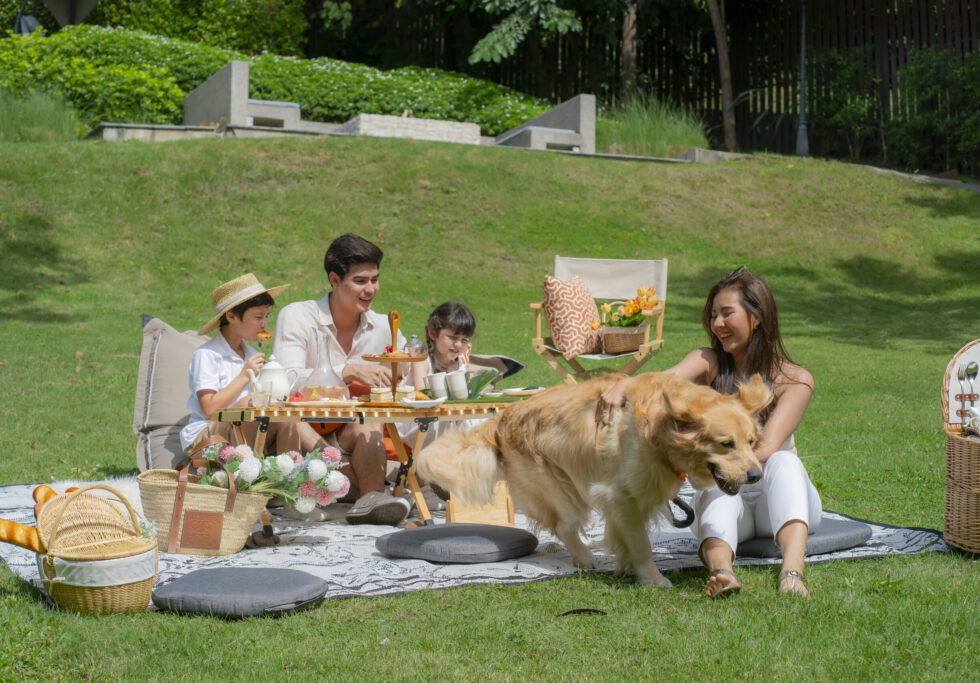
left=180, top=332, right=258, bottom=450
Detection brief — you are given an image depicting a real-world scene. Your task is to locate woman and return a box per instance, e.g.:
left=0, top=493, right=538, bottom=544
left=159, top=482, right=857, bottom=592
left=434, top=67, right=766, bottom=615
left=602, top=267, right=819, bottom=597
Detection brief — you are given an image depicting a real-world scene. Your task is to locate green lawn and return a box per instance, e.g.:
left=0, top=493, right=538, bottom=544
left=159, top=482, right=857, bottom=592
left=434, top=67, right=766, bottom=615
left=0, top=136, right=977, bottom=679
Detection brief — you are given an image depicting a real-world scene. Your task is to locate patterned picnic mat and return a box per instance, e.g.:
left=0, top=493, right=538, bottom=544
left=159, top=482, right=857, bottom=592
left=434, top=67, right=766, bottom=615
left=0, top=478, right=946, bottom=602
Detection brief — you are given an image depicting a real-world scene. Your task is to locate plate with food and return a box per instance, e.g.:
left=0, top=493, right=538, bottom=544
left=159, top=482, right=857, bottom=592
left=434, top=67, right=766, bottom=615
left=398, top=396, right=448, bottom=409
left=502, top=386, right=546, bottom=397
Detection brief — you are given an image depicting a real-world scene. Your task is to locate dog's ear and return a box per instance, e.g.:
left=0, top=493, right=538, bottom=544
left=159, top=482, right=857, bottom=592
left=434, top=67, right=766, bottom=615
left=662, top=392, right=702, bottom=437
left=737, top=374, right=773, bottom=416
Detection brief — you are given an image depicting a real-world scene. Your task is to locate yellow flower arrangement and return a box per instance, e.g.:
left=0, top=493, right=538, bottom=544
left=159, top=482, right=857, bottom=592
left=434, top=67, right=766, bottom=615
left=599, top=286, right=659, bottom=328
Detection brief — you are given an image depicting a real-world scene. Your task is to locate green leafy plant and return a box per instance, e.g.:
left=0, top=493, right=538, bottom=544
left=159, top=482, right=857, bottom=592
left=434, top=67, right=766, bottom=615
left=0, top=25, right=548, bottom=134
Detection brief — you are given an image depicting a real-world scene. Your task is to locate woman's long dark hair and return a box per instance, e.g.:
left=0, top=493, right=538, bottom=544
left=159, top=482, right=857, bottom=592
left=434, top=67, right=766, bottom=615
left=701, top=268, right=795, bottom=409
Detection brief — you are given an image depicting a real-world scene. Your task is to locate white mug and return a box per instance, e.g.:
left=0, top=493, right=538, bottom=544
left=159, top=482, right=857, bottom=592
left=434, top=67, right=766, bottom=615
left=446, top=370, right=468, bottom=400
left=427, top=372, right=448, bottom=398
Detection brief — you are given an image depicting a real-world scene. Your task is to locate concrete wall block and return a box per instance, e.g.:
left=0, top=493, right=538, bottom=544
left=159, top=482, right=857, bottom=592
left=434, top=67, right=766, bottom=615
left=183, top=61, right=250, bottom=127
left=493, top=94, right=595, bottom=153
left=335, top=114, right=480, bottom=145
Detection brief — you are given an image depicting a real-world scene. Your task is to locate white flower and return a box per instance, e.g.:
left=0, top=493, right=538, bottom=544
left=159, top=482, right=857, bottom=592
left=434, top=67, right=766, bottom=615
left=325, top=470, right=347, bottom=492
left=306, top=459, right=328, bottom=481
left=237, top=457, right=261, bottom=483
left=295, top=497, right=316, bottom=514
left=212, top=471, right=228, bottom=488
left=234, top=444, right=253, bottom=461
left=275, top=454, right=295, bottom=476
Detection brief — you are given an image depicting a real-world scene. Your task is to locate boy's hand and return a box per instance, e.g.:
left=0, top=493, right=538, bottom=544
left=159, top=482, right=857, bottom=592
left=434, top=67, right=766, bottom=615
left=242, top=353, right=265, bottom=379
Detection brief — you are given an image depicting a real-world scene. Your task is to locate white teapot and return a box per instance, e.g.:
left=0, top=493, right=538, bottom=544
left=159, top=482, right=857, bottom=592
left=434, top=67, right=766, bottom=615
left=246, top=354, right=298, bottom=403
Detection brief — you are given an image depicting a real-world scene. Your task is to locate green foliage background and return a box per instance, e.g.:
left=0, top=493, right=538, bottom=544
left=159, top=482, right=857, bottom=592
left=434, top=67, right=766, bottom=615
left=0, top=25, right=548, bottom=134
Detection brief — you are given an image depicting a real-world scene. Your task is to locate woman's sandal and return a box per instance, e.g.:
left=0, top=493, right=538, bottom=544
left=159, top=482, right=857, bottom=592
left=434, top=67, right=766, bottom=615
left=706, top=568, right=742, bottom=598
left=778, top=569, right=809, bottom=597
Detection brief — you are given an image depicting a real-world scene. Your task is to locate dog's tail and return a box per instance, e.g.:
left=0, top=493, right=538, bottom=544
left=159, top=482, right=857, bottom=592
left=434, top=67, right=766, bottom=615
left=415, top=419, right=502, bottom=506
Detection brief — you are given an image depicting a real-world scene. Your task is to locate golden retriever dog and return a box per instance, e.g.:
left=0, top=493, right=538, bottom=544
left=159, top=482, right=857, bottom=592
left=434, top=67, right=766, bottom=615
left=415, top=372, right=771, bottom=587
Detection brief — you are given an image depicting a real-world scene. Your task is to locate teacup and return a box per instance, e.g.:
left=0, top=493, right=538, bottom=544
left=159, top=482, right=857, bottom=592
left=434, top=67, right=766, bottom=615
left=446, top=370, right=468, bottom=400
left=427, top=372, right=448, bottom=399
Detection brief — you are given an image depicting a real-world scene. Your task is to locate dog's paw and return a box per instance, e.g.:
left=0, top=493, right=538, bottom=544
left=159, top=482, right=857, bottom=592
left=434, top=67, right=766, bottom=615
left=636, top=564, right=672, bottom=588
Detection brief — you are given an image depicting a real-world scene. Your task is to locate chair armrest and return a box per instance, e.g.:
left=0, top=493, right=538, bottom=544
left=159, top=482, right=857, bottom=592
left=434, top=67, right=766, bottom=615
left=530, top=302, right=543, bottom=339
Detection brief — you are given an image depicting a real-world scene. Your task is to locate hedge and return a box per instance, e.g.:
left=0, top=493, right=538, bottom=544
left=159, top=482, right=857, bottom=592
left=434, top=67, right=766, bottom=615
left=0, top=25, right=548, bottom=135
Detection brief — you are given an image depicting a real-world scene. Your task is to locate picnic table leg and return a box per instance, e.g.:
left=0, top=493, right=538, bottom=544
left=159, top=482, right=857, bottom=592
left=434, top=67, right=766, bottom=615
left=385, top=422, right=432, bottom=525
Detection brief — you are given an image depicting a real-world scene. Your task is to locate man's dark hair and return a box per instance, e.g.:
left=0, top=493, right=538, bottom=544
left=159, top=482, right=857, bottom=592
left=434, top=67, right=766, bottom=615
left=220, top=292, right=275, bottom=328
left=323, top=233, right=384, bottom=280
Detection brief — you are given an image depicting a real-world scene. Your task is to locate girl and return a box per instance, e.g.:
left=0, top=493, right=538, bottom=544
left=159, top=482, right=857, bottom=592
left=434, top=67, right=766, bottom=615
left=602, top=267, right=819, bottom=597
left=410, top=301, right=476, bottom=388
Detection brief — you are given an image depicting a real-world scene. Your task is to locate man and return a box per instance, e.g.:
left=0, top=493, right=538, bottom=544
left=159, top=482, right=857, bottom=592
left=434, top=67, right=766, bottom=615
left=274, top=234, right=409, bottom=525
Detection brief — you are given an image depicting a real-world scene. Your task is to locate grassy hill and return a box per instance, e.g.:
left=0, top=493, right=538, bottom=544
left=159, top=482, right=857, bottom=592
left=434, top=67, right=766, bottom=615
left=0, top=137, right=977, bottom=679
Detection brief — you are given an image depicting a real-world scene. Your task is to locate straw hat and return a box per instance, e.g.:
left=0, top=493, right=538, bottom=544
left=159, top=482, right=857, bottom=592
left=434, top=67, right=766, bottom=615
left=199, top=274, right=290, bottom=335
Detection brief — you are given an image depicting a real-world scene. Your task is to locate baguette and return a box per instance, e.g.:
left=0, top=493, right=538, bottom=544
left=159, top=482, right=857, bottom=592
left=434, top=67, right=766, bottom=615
left=0, top=518, right=42, bottom=553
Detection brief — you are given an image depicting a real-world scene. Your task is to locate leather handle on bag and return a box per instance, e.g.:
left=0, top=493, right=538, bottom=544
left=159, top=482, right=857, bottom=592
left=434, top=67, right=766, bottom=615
left=167, top=458, right=239, bottom=553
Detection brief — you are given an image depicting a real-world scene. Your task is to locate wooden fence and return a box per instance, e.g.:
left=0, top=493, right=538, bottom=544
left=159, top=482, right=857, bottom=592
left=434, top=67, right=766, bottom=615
left=312, top=0, right=979, bottom=154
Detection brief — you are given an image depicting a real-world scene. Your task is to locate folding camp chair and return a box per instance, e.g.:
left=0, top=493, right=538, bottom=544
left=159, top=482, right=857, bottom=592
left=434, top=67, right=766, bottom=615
left=530, top=256, right=668, bottom=384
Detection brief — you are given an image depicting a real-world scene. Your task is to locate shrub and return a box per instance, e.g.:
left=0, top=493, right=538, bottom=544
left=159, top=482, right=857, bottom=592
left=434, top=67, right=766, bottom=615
left=87, top=0, right=309, bottom=57
left=0, top=88, right=83, bottom=141
left=0, top=31, right=184, bottom=127
left=0, top=25, right=548, bottom=134
left=809, top=48, right=882, bottom=162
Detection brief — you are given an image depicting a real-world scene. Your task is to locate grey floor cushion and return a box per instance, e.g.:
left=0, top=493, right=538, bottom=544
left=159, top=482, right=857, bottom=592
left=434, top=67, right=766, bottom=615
left=739, top=517, right=873, bottom=558
left=152, top=567, right=328, bottom=617
left=376, top=523, right=538, bottom=563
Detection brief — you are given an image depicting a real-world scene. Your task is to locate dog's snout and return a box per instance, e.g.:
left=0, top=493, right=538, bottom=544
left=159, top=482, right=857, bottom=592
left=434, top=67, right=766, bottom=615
left=745, top=468, right=762, bottom=484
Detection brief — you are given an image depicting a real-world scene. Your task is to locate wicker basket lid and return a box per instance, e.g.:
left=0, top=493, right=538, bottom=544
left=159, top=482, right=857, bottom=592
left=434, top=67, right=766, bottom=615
left=942, top=338, right=980, bottom=430
left=37, top=484, right=154, bottom=561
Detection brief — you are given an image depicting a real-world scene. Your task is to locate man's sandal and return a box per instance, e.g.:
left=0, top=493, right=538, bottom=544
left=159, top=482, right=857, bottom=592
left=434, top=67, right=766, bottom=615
left=778, top=569, right=809, bottom=597
left=706, top=568, right=742, bottom=598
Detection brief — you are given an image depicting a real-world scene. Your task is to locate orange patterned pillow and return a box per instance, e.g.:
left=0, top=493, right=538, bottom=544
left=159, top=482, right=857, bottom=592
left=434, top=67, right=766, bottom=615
left=542, top=275, right=601, bottom=359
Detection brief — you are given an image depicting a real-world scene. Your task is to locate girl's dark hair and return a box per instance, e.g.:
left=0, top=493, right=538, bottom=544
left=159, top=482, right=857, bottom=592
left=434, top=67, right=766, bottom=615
left=323, top=233, right=384, bottom=280
left=701, top=268, right=794, bottom=404
left=425, top=301, right=476, bottom=354
left=220, top=292, right=275, bottom=327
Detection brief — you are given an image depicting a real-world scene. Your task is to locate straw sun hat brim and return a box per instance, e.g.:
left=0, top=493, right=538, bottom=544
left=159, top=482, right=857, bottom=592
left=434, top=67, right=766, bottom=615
left=199, top=281, right=290, bottom=335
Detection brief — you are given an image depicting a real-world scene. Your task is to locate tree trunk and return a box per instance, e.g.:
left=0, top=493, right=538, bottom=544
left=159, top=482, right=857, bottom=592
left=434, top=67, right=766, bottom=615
left=621, top=3, right=638, bottom=97
left=705, top=0, right=736, bottom=151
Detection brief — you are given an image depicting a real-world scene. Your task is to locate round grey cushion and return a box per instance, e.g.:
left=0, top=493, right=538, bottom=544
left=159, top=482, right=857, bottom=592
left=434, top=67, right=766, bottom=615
left=375, top=523, right=538, bottom=563
left=152, top=568, right=328, bottom=618
left=739, top=517, right=873, bottom=558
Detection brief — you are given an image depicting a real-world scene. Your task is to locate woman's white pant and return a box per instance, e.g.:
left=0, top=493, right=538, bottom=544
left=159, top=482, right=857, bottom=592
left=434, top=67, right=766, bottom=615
left=693, top=450, right=822, bottom=555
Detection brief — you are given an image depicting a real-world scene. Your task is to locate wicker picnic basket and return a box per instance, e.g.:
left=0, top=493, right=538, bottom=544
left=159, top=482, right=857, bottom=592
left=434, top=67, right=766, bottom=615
left=599, top=325, right=645, bottom=354
left=138, top=462, right=270, bottom=557
left=36, top=484, right=157, bottom=615
left=941, top=338, right=980, bottom=553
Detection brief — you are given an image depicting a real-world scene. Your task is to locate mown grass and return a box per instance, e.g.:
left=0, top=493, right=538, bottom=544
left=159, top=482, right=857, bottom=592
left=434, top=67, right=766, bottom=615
left=0, top=136, right=978, bottom=680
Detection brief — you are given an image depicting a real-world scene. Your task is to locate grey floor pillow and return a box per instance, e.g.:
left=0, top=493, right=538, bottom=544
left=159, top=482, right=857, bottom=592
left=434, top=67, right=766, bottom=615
left=739, top=517, right=873, bottom=558
left=152, top=568, right=328, bottom=617
left=376, top=523, right=538, bottom=563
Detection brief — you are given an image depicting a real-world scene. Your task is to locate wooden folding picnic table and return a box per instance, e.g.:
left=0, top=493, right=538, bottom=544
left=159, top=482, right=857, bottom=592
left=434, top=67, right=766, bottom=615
left=214, top=400, right=517, bottom=525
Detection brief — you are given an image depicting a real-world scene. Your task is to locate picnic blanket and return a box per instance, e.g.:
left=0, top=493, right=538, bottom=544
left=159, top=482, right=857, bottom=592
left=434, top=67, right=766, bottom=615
left=0, top=478, right=947, bottom=602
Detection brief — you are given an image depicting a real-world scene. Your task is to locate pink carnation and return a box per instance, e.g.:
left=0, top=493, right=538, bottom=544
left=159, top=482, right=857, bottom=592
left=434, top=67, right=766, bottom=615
left=335, top=474, right=350, bottom=498
left=298, top=481, right=318, bottom=498
left=289, top=450, right=303, bottom=464
left=196, top=466, right=206, bottom=476
left=316, top=488, right=335, bottom=506
left=216, top=444, right=235, bottom=464
left=320, top=446, right=342, bottom=463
